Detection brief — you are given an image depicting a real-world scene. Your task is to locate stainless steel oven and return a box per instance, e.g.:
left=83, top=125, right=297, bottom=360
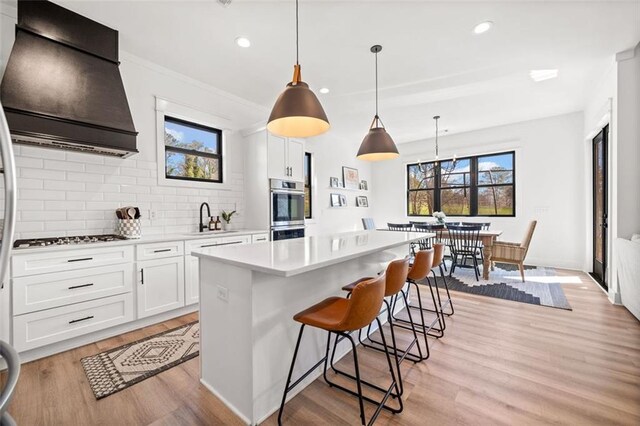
left=270, top=179, right=305, bottom=228
left=271, top=226, right=305, bottom=241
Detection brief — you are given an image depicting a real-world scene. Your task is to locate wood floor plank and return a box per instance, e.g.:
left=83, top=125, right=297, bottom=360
left=1, top=270, right=638, bottom=425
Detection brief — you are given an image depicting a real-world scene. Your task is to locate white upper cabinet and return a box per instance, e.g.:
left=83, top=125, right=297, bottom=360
left=287, top=139, right=305, bottom=182
left=267, top=133, right=305, bottom=182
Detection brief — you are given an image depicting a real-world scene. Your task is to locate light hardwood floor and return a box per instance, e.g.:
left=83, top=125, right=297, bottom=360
left=2, top=270, right=639, bottom=425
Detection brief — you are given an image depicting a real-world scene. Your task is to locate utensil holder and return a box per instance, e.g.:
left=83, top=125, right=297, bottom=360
left=118, top=218, right=141, bottom=239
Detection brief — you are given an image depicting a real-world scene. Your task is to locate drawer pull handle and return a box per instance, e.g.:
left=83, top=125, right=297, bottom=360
left=68, top=283, right=94, bottom=290
left=200, top=243, right=219, bottom=248
left=141, top=268, right=144, bottom=285
left=218, top=241, right=242, bottom=246
left=69, top=315, right=94, bottom=324
left=68, top=257, right=93, bottom=263
left=153, top=248, right=172, bottom=253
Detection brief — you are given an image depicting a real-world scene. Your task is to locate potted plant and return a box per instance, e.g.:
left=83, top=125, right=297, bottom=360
left=221, top=210, right=237, bottom=230
left=432, top=211, right=447, bottom=225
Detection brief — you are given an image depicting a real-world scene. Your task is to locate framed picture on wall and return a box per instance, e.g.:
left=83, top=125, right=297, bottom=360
left=342, top=167, right=360, bottom=190
left=339, top=194, right=347, bottom=206
left=330, top=177, right=341, bottom=188
left=359, top=180, right=368, bottom=191
left=330, top=193, right=341, bottom=207
left=356, top=196, right=369, bottom=207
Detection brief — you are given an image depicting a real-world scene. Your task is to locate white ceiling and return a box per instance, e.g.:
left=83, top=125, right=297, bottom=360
left=18, top=1, right=640, bottom=142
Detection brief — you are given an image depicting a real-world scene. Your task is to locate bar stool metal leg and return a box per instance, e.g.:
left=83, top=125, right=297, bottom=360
left=324, top=318, right=403, bottom=425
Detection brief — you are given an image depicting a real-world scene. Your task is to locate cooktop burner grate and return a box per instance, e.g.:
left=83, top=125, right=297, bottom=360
left=14, top=234, right=127, bottom=249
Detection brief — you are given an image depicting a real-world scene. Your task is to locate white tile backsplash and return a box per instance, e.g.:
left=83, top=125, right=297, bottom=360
left=5, top=145, right=245, bottom=239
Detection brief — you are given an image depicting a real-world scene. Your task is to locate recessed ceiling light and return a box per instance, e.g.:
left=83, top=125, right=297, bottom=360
left=473, top=21, right=493, bottom=34
left=319, top=87, right=330, bottom=94
left=529, top=69, right=558, bottom=82
left=235, top=37, right=251, bottom=48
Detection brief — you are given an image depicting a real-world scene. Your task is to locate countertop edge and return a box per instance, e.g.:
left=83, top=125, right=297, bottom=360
left=192, top=233, right=430, bottom=277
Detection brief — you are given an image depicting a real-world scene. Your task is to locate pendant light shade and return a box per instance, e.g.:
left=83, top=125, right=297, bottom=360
left=267, top=0, right=329, bottom=138
left=356, top=45, right=399, bottom=161
left=267, top=66, right=330, bottom=138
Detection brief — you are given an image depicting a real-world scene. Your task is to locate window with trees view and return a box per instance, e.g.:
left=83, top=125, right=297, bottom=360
left=164, top=116, right=223, bottom=183
left=407, top=151, right=515, bottom=217
left=304, top=152, right=312, bottom=219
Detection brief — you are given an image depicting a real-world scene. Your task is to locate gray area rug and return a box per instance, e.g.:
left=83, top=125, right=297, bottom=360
left=426, top=262, right=572, bottom=310
left=81, top=321, right=199, bottom=399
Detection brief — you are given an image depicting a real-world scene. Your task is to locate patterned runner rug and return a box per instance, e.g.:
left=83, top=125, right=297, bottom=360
left=81, top=321, right=199, bottom=399
left=424, top=262, right=572, bottom=310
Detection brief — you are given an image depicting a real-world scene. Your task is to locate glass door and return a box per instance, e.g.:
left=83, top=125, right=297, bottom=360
left=592, top=125, right=608, bottom=288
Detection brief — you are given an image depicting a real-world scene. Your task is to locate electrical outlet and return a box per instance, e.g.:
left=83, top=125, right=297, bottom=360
left=149, top=210, right=157, bottom=220
left=217, top=285, right=229, bottom=302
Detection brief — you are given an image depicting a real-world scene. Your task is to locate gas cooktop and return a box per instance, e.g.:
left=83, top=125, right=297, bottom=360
left=14, top=234, right=127, bottom=249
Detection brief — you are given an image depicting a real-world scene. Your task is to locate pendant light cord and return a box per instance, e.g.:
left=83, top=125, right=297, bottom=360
left=435, top=116, right=439, bottom=158
left=375, top=50, right=379, bottom=117
left=295, top=0, right=299, bottom=65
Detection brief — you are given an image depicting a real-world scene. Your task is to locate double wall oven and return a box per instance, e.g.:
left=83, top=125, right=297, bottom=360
left=270, top=179, right=305, bottom=240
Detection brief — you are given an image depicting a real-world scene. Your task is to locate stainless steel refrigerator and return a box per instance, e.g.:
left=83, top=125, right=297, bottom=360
left=0, top=101, right=19, bottom=425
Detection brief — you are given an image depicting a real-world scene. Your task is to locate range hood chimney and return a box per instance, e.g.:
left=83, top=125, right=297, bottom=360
left=0, top=0, right=138, bottom=157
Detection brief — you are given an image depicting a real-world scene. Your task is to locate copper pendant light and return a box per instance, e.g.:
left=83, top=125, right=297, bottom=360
left=356, top=45, right=399, bottom=161
left=267, top=0, right=330, bottom=138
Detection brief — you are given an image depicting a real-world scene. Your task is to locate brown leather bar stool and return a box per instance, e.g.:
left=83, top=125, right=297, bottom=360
left=390, top=248, right=446, bottom=360
left=332, top=258, right=421, bottom=396
left=278, top=275, right=402, bottom=426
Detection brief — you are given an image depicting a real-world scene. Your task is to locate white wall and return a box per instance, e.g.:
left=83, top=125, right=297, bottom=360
left=1, top=6, right=266, bottom=239
left=615, top=43, right=640, bottom=240
left=370, top=112, right=586, bottom=270
left=581, top=42, right=640, bottom=303
left=304, top=133, right=372, bottom=236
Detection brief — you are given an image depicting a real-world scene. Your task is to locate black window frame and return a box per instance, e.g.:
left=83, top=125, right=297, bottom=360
left=304, top=152, right=312, bottom=219
left=407, top=150, right=515, bottom=217
left=164, top=115, right=224, bottom=184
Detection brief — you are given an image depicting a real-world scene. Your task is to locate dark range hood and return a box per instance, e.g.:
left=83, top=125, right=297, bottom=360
left=0, top=0, right=138, bottom=157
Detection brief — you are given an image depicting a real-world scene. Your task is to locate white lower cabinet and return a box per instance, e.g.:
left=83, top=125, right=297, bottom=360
left=184, top=234, right=252, bottom=305
left=137, top=256, right=185, bottom=318
left=185, top=255, right=200, bottom=305
left=13, top=293, right=134, bottom=352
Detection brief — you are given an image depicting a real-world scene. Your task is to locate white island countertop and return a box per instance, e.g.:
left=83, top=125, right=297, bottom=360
left=192, top=230, right=430, bottom=277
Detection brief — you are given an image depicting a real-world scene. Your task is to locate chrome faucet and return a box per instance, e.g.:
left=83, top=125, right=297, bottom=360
left=199, top=202, right=211, bottom=232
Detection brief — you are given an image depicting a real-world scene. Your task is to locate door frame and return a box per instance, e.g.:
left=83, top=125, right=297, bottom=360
left=591, top=125, right=609, bottom=289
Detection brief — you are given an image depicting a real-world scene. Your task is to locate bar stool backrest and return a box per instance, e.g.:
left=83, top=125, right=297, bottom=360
left=408, top=248, right=434, bottom=281
left=340, top=274, right=386, bottom=331
left=384, top=258, right=410, bottom=297
left=432, top=243, right=445, bottom=268
left=388, top=223, right=412, bottom=231
left=447, top=224, right=482, bottom=256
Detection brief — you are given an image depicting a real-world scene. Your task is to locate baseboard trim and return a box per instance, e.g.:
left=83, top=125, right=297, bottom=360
left=200, top=378, right=253, bottom=425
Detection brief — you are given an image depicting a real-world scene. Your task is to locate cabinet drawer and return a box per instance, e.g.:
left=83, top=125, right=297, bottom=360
left=13, top=264, right=133, bottom=315
left=12, top=245, right=134, bottom=277
left=222, top=235, right=251, bottom=245
left=252, top=233, right=269, bottom=243
left=13, top=293, right=134, bottom=352
left=136, top=241, right=184, bottom=261
left=185, top=237, right=226, bottom=253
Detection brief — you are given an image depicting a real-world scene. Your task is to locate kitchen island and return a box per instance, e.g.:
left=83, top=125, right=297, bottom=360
left=192, top=230, right=428, bottom=425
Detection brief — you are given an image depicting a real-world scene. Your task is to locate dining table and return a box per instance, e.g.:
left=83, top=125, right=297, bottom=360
left=379, top=227, right=503, bottom=280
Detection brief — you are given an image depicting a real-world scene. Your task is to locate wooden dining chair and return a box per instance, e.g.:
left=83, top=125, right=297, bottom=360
left=447, top=223, right=483, bottom=281
left=387, top=223, right=412, bottom=231
left=491, top=220, right=537, bottom=282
